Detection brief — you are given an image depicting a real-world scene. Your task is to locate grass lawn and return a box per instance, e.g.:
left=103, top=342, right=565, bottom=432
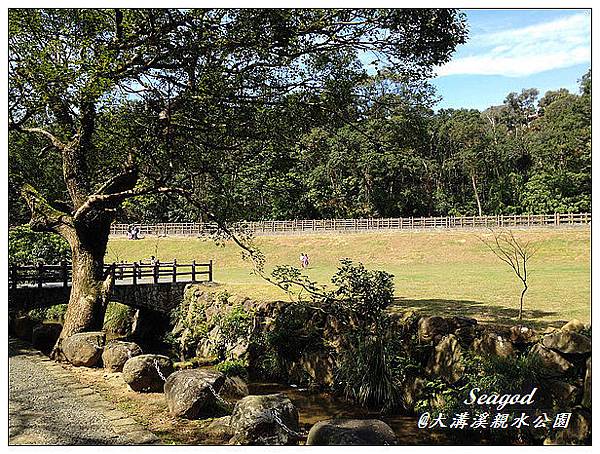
left=106, top=227, right=590, bottom=329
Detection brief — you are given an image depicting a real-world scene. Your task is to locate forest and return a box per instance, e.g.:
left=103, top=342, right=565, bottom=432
left=8, top=10, right=591, bottom=227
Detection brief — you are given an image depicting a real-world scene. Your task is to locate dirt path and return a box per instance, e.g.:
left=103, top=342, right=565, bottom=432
left=8, top=337, right=159, bottom=445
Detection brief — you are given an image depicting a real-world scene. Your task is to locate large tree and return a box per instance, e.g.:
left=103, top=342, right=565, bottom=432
left=9, top=8, right=467, bottom=356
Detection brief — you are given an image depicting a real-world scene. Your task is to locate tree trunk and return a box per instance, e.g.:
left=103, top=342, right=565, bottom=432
left=50, top=217, right=114, bottom=359
left=471, top=173, right=483, bottom=217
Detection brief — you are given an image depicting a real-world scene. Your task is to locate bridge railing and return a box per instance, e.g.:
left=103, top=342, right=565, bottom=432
left=9, top=260, right=213, bottom=289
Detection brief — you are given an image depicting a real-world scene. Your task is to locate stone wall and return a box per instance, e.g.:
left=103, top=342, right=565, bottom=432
left=9, top=282, right=189, bottom=314
left=180, top=284, right=591, bottom=444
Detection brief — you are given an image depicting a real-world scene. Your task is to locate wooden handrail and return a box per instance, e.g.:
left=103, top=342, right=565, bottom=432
left=9, top=259, right=213, bottom=289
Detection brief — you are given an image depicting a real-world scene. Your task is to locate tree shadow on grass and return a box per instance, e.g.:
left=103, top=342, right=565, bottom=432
left=391, top=297, right=567, bottom=330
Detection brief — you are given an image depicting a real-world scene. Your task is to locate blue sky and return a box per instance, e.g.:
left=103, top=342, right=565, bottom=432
left=431, top=9, right=591, bottom=110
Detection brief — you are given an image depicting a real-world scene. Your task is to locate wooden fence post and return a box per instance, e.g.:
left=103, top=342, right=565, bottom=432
left=209, top=260, right=213, bottom=282
left=154, top=261, right=159, bottom=284
left=133, top=262, right=138, bottom=285
left=173, top=259, right=177, bottom=283
left=191, top=260, right=196, bottom=282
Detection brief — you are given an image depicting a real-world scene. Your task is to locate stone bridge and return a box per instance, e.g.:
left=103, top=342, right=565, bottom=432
left=8, top=260, right=213, bottom=315
left=8, top=281, right=191, bottom=315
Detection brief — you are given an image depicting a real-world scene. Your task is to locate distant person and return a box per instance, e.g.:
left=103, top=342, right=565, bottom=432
left=302, top=253, right=309, bottom=269
left=132, top=225, right=140, bottom=240
left=127, top=225, right=134, bottom=240
left=299, top=253, right=305, bottom=268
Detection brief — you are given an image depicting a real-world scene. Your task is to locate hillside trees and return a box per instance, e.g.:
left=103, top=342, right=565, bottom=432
left=9, top=8, right=468, bottom=354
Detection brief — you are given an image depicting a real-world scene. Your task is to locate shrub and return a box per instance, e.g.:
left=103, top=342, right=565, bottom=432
left=216, top=304, right=252, bottom=346
left=215, top=359, right=249, bottom=379
left=103, top=302, right=136, bottom=335
left=416, top=352, right=545, bottom=415
left=46, top=304, right=68, bottom=322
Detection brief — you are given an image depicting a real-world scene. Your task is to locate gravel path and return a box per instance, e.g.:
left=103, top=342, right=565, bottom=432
left=9, top=337, right=159, bottom=445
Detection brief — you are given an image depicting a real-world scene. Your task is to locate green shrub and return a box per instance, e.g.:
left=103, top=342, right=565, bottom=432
left=216, top=304, right=252, bottom=345
left=46, top=304, right=68, bottom=322
left=103, top=302, right=136, bottom=335
left=27, top=307, right=47, bottom=323
left=416, top=352, right=545, bottom=415
left=9, top=225, right=70, bottom=265
left=215, top=359, right=249, bottom=379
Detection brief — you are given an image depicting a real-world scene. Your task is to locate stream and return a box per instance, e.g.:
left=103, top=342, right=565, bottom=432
left=248, top=381, right=458, bottom=445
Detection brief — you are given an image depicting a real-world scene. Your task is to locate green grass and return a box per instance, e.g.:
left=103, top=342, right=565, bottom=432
left=106, top=228, right=590, bottom=329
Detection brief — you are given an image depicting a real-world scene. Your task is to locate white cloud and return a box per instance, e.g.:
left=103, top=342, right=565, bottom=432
left=437, top=12, right=591, bottom=77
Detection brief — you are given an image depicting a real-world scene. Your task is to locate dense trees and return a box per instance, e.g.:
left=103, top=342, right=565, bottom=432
left=9, top=8, right=468, bottom=352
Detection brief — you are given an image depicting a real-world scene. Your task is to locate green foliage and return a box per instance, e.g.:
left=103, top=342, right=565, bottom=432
left=27, top=307, right=47, bottom=323
left=334, top=334, right=400, bottom=412
left=215, top=304, right=252, bottom=346
left=330, top=258, right=395, bottom=329
left=9, top=225, right=70, bottom=265
left=46, top=304, right=68, bottom=323
left=214, top=359, right=249, bottom=379
left=103, top=302, right=136, bottom=335
left=169, top=289, right=209, bottom=359
left=416, top=352, right=545, bottom=415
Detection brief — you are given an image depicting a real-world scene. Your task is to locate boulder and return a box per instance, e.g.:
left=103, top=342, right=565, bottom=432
left=164, top=369, right=226, bottom=419
left=102, top=341, right=143, bottom=372
left=13, top=316, right=36, bottom=341
left=561, top=319, right=586, bottom=333
left=306, top=419, right=397, bottom=446
left=542, top=380, right=581, bottom=408
left=541, top=331, right=591, bottom=355
left=472, top=332, right=515, bottom=357
left=202, top=416, right=235, bottom=443
left=448, top=316, right=478, bottom=330
left=509, top=325, right=539, bottom=345
left=32, top=323, right=62, bottom=354
left=63, top=331, right=105, bottom=367
left=229, top=393, right=299, bottom=445
left=582, top=357, right=591, bottom=408
left=453, top=326, right=478, bottom=347
left=418, top=316, right=451, bottom=344
left=530, top=344, right=573, bottom=375
left=400, top=376, right=425, bottom=412
left=122, top=354, right=174, bottom=392
left=221, top=375, right=249, bottom=399
left=196, top=338, right=219, bottom=364
left=544, top=408, right=591, bottom=445
left=426, top=334, right=464, bottom=383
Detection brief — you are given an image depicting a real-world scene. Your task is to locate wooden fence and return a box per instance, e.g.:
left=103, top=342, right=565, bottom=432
left=110, top=212, right=591, bottom=237
left=9, top=260, right=213, bottom=289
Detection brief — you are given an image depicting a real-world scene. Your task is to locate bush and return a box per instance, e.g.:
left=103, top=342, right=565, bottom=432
left=103, top=302, right=136, bottom=335
left=215, top=359, right=249, bottom=379
left=46, top=304, right=68, bottom=323
left=9, top=225, right=70, bottom=265
left=216, top=304, right=252, bottom=346
left=416, top=352, right=545, bottom=415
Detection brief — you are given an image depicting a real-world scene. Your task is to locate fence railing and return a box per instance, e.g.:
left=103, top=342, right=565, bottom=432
left=110, top=212, right=591, bottom=237
left=9, top=260, right=213, bottom=289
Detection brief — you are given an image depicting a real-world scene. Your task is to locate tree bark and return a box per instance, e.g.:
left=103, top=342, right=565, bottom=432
left=471, top=173, right=483, bottom=217
left=22, top=183, right=115, bottom=359
left=53, top=221, right=114, bottom=358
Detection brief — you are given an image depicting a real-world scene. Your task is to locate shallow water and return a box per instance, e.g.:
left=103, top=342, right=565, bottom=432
left=248, top=381, right=458, bottom=445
